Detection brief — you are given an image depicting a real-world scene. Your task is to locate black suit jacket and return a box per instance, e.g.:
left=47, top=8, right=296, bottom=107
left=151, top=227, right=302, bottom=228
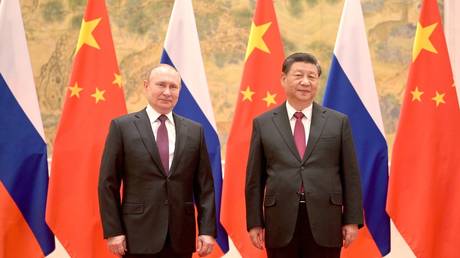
left=98, top=109, right=216, bottom=254
left=246, top=102, right=363, bottom=248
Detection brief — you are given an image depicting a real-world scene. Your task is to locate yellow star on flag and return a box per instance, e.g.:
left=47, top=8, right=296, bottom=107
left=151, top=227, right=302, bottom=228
left=412, top=22, right=438, bottom=61
left=241, top=86, right=255, bottom=102
left=262, top=91, right=277, bottom=107
left=245, top=21, right=271, bottom=61
left=91, top=88, right=106, bottom=103
left=68, top=82, right=83, bottom=98
left=112, top=73, right=122, bottom=88
left=411, top=87, right=424, bottom=102
left=432, top=91, right=445, bottom=107
left=75, top=17, right=102, bottom=55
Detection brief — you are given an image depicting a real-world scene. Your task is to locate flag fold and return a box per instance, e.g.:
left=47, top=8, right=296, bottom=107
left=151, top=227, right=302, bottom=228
left=0, top=0, right=55, bottom=257
left=160, top=1, right=229, bottom=257
left=323, top=0, right=390, bottom=257
left=46, top=0, right=127, bottom=257
left=221, top=0, right=285, bottom=257
left=387, top=0, right=460, bottom=257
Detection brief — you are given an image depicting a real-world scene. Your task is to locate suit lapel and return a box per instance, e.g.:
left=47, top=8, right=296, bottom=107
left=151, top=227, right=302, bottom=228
left=272, top=103, right=302, bottom=162
left=303, top=102, right=327, bottom=163
left=133, top=109, right=166, bottom=175
left=169, top=113, right=187, bottom=175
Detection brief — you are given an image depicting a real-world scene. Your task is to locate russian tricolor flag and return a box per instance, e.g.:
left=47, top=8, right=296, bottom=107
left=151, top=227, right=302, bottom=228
left=160, top=0, right=229, bottom=256
left=0, top=0, right=55, bottom=257
left=323, top=0, right=390, bottom=257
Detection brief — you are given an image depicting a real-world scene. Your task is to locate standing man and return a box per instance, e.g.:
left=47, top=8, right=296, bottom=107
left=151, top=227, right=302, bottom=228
left=245, top=52, right=363, bottom=258
left=99, top=64, right=216, bottom=258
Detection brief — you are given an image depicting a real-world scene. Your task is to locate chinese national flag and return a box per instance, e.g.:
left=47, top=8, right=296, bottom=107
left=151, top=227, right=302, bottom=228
left=386, top=0, right=460, bottom=258
left=221, top=0, right=284, bottom=257
left=46, top=0, right=126, bottom=257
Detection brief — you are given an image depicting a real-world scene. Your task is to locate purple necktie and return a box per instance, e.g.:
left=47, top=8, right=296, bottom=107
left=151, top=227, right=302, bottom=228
left=294, top=111, right=306, bottom=194
left=157, top=115, right=169, bottom=175
left=294, top=112, right=306, bottom=158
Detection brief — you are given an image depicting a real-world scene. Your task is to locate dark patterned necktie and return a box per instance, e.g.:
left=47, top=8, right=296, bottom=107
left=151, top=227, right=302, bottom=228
left=157, top=115, right=169, bottom=175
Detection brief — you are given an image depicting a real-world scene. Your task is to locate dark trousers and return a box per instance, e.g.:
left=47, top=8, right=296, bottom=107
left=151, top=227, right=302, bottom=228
left=123, top=233, right=192, bottom=258
left=267, top=203, right=341, bottom=258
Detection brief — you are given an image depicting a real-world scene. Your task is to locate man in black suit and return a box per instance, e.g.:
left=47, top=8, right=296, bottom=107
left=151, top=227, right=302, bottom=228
left=99, top=64, right=216, bottom=258
left=246, top=52, right=363, bottom=258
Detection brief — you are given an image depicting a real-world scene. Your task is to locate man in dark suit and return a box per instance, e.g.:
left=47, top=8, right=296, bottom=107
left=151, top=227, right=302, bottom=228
left=98, top=64, right=216, bottom=258
left=246, top=52, right=363, bottom=258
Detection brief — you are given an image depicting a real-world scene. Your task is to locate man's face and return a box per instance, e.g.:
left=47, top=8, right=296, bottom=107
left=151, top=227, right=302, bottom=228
left=144, top=67, right=181, bottom=114
left=281, top=61, right=319, bottom=108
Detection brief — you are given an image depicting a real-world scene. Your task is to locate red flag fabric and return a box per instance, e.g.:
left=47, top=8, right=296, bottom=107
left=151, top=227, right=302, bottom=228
left=46, top=0, right=127, bottom=257
left=386, top=1, right=460, bottom=258
left=221, top=1, right=284, bottom=257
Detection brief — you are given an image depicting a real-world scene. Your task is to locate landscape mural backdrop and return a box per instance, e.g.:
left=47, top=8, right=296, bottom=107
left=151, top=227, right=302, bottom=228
left=20, top=0, right=441, bottom=155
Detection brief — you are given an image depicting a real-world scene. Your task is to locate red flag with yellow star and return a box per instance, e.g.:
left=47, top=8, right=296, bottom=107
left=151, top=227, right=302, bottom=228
left=386, top=0, right=460, bottom=257
left=46, top=0, right=126, bottom=257
left=221, top=0, right=284, bottom=257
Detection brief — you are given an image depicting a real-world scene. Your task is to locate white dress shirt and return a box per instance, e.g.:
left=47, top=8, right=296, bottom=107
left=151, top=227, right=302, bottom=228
left=146, top=105, right=176, bottom=169
left=286, top=101, right=312, bottom=147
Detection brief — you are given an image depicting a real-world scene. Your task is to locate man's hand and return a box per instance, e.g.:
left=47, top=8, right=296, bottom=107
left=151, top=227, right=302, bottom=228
left=248, top=227, right=265, bottom=249
left=107, top=235, right=127, bottom=256
left=342, top=224, right=359, bottom=248
left=196, top=235, right=215, bottom=257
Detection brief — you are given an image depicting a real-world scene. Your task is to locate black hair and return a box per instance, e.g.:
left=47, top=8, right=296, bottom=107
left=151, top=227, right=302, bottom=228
left=282, top=52, right=321, bottom=77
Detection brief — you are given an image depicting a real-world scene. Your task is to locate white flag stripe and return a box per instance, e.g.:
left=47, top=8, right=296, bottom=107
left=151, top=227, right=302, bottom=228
left=334, top=0, right=385, bottom=135
left=163, top=0, right=217, bottom=128
left=0, top=0, right=45, bottom=140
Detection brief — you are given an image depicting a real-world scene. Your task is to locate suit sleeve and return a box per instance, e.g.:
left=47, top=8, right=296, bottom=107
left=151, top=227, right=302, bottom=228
left=98, top=119, right=125, bottom=238
left=340, top=116, right=364, bottom=227
left=245, top=118, right=267, bottom=231
left=193, top=126, right=217, bottom=237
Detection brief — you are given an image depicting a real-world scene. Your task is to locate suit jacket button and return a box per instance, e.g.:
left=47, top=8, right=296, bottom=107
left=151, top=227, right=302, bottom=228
left=164, top=200, right=169, bottom=206
left=301, top=166, right=304, bottom=170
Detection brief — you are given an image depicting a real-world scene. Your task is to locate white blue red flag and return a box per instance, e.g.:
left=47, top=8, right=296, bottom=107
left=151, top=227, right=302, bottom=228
left=0, top=0, right=55, bottom=256
left=160, top=0, right=229, bottom=256
left=323, top=0, right=390, bottom=257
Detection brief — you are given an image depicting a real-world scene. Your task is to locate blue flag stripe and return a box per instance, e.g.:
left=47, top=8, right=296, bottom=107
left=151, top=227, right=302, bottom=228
left=0, top=74, right=55, bottom=254
left=324, top=57, right=390, bottom=255
left=161, top=51, right=229, bottom=252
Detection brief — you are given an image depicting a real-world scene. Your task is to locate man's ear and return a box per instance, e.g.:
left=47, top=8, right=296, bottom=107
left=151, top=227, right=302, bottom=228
left=280, top=73, right=287, bottom=86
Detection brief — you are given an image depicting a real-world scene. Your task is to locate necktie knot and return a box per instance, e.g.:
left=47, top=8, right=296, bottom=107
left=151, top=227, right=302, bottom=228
left=294, top=111, right=304, bottom=120
left=158, top=115, right=167, bottom=124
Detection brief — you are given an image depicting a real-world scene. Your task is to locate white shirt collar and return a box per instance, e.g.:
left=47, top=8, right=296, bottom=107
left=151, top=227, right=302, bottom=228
left=286, top=101, right=312, bottom=120
left=146, top=105, right=174, bottom=124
